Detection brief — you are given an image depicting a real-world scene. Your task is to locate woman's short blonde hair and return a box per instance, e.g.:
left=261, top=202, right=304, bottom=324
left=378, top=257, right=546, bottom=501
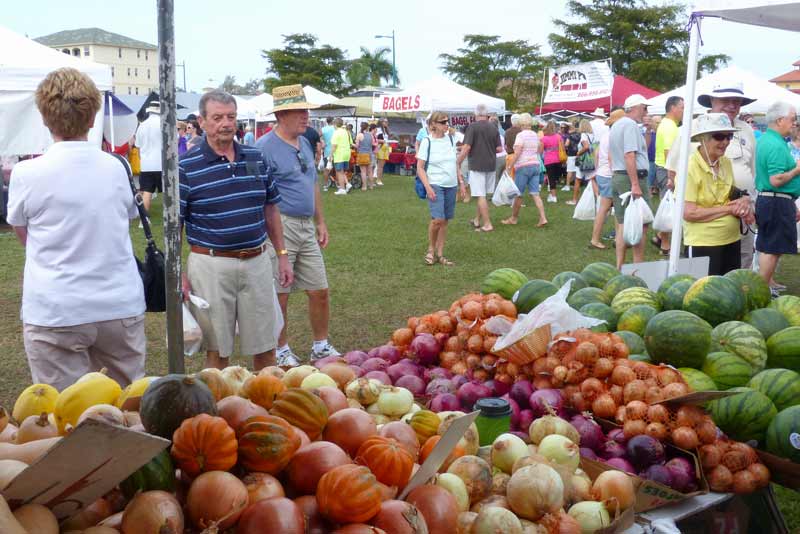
left=543, top=120, right=557, bottom=135
left=36, top=68, right=101, bottom=139
left=518, top=113, right=533, bottom=128
left=427, top=111, right=448, bottom=126
left=578, top=119, right=592, bottom=134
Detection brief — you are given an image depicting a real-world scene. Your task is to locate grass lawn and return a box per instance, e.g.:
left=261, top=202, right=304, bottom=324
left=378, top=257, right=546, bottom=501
left=1, top=173, right=798, bottom=523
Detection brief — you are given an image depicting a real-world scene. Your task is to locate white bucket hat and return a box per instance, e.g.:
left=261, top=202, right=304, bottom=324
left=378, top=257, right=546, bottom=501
left=691, top=113, right=739, bottom=141
left=697, top=81, right=756, bottom=108
left=590, top=107, right=606, bottom=118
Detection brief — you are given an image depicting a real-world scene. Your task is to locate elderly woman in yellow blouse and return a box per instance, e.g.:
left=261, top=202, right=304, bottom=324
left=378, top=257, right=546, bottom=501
left=683, top=113, right=754, bottom=276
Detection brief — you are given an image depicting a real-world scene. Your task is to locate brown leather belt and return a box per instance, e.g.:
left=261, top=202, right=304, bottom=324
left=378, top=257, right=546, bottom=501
left=190, top=243, right=267, bottom=259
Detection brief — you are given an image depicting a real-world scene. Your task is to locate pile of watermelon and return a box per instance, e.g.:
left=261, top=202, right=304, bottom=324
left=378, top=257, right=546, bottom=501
left=480, top=262, right=800, bottom=464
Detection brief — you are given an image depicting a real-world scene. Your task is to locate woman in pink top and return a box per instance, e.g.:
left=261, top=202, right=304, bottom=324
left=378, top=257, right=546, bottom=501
left=502, top=113, right=547, bottom=227
left=540, top=121, right=565, bottom=203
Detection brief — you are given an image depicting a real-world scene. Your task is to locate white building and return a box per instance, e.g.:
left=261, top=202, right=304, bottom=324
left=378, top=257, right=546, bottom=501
left=35, top=27, right=157, bottom=96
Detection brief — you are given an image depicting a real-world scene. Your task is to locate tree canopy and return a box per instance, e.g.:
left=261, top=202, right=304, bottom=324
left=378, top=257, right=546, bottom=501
left=439, top=35, right=546, bottom=110
left=217, top=75, right=263, bottom=95
left=347, top=47, right=396, bottom=89
left=261, top=34, right=350, bottom=96
left=549, top=0, right=729, bottom=92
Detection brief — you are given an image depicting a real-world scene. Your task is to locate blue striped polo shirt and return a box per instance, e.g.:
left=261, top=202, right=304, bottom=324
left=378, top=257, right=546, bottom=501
left=179, top=140, right=281, bottom=250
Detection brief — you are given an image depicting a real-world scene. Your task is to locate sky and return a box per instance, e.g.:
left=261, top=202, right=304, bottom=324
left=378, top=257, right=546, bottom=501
left=4, top=0, right=799, bottom=95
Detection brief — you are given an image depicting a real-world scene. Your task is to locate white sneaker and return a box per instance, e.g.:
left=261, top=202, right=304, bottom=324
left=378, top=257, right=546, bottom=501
left=277, top=349, right=302, bottom=367
left=566, top=200, right=577, bottom=205
left=334, top=189, right=347, bottom=195
left=561, top=185, right=571, bottom=191
left=346, top=182, right=352, bottom=192
left=310, top=342, right=341, bottom=361
left=547, top=196, right=556, bottom=203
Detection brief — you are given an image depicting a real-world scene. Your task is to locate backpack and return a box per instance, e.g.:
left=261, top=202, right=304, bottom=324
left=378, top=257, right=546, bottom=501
left=577, top=134, right=598, bottom=171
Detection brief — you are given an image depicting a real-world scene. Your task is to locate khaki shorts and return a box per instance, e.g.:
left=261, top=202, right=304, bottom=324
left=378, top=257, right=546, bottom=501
left=468, top=170, right=496, bottom=197
left=23, top=314, right=146, bottom=392
left=268, top=215, right=329, bottom=294
left=187, top=251, right=278, bottom=357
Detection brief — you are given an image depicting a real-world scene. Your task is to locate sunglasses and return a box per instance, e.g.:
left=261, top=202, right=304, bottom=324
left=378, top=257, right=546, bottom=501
left=711, top=133, right=733, bottom=142
left=435, top=120, right=449, bottom=125
left=295, top=150, right=308, bottom=173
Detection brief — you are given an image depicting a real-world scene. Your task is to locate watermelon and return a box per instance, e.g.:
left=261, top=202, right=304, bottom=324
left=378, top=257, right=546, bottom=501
left=580, top=303, right=618, bottom=331
left=748, top=369, right=800, bottom=412
left=513, top=279, right=558, bottom=314
left=709, top=321, right=768, bottom=373
left=744, top=308, right=791, bottom=340
left=481, top=268, right=528, bottom=300
left=644, top=310, right=712, bottom=369
left=629, top=354, right=652, bottom=362
left=567, top=287, right=610, bottom=310
left=614, top=330, right=647, bottom=356
left=701, top=352, right=752, bottom=389
left=765, top=406, right=800, bottom=462
left=616, top=305, right=658, bottom=337
left=603, top=274, right=648, bottom=301
left=580, top=262, right=621, bottom=289
left=708, top=387, right=778, bottom=445
left=682, top=275, right=746, bottom=326
left=662, top=280, right=694, bottom=311
left=610, top=287, right=661, bottom=316
left=766, top=327, right=800, bottom=371
left=552, top=271, right=588, bottom=296
left=591, top=323, right=609, bottom=333
left=769, top=295, right=800, bottom=326
left=724, top=269, right=772, bottom=311
left=679, top=368, right=718, bottom=392
left=657, top=273, right=696, bottom=297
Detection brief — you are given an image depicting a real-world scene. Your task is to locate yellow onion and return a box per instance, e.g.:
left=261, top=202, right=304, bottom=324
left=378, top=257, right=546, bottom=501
left=491, top=433, right=529, bottom=474
left=472, top=506, right=523, bottom=534
left=377, top=387, right=414, bottom=417
left=568, top=501, right=611, bottom=533
left=345, top=378, right=382, bottom=405
left=591, top=470, right=635, bottom=513
left=506, top=463, right=564, bottom=521
left=220, top=365, right=253, bottom=394
left=436, top=473, right=470, bottom=511
left=300, top=372, right=337, bottom=390
left=537, top=434, right=580, bottom=473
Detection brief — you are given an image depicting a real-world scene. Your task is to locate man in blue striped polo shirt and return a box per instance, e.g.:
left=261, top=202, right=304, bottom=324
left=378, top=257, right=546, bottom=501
left=179, top=90, right=293, bottom=371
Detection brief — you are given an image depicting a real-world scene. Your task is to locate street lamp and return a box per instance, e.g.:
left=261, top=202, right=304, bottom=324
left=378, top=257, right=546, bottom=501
left=374, top=30, right=397, bottom=88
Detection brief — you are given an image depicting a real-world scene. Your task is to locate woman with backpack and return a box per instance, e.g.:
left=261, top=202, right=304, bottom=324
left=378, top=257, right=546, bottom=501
left=570, top=119, right=599, bottom=205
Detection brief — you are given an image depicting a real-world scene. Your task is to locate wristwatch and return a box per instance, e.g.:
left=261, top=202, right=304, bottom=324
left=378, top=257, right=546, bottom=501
left=277, top=249, right=288, bottom=256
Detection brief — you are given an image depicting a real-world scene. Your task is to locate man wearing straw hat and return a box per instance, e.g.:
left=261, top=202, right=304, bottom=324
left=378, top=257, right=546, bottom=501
left=256, top=85, right=340, bottom=365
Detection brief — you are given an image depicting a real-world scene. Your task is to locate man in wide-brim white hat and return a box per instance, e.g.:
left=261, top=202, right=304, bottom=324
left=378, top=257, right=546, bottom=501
left=590, top=107, right=608, bottom=138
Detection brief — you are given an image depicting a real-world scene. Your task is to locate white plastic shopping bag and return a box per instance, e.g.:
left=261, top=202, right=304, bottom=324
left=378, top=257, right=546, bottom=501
left=317, top=157, right=324, bottom=171
left=653, top=190, right=675, bottom=232
left=325, top=159, right=333, bottom=170
left=573, top=184, right=596, bottom=221
left=183, top=294, right=209, bottom=356
left=619, top=192, right=644, bottom=246
left=640, top=196, right=654, bottom=225
left=491, top=171, right=520, bottom=207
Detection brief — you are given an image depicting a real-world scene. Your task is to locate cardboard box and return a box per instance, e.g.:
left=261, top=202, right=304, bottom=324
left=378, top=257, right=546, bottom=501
left=756, top=448, right=800, bottom=490
left=1, top=419, right=169, bottom=519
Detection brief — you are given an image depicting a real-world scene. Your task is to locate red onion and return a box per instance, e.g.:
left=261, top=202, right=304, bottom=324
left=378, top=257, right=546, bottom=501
left=456, top=381, right=491, bottom=411
left=367, top=347, right=381, bottom=359
left=344, top=350, right=369, bottom=366
left=605, top=457, right=635, bottom=474
left=409, top=334, right=441, bottom=366
left=349, top=365, right=366, bottom=377
left=313, top=355, right=343, bottom=369
left=362, top=357, right=389, bottom=373
left=503, top=396, right=520, bottom=429
left=485, top=379, right=511, bottom=397
left=396, top=375, right=426, bottom=396
left=387, top=363, right=409, bottom=384
left=426, top=378, right=456, bottom=397
left=607, top=428, right=628, bottom=446
left=391, top=360, right=424, bottom=380
left=570, top=415, right=605, bottom=452
left=518, top=409, right=534, bottom=435
left=626, top=435, right=665, bottom=470
left=665, top=457, right=694, bottom=492
left=509, top=380, right=534, bottom=409
left=377, top=345, right=403, bottom=364
left=580, top=447, right=598, bottom=461
left=642, top=464, right=673, bottom=487
left=529, top=389, right=564, bottom=418
left=364, top=370, right=391, bottom=385
left=434, top=332, right=449, bottom=346
left=599, top=440, right=627, bottom=460
left=424, top=367, right=453, bottom=381
left=452, top=374, right=468, bottom=390
left=429, top=393, right=460, bottom=412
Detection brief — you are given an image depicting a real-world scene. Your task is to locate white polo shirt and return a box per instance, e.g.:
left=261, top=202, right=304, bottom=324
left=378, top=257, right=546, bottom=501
left=7, top=142, right=145, bottom=327
left=136, top=114, right=163, bottom=172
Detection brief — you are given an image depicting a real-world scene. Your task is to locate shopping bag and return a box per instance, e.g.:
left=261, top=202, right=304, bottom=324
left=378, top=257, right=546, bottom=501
left=558, top=140, right=567, bottom=164
left=183, top=294, right=209, bottom=356
left=325, top=159, right=333, bottom=170
left=653, top=190, right=675, bottom=232
left=317, top=157, right=324, bottom=171
left=620, top=193, right=644, bottom=246
left=573, top=184, right=596, bottom=221
left=491, top=171, right=520, bottom=207
left=640, top=196, right=654, bottom=225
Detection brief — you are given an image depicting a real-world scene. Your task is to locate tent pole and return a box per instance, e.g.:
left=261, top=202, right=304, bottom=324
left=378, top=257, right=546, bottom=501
left=608, top=58, right=613, bottom=112
left=668, top=16, right=702, bottom=276
left=157, top=0, right=185, bottom=372
left=538, top=67, right=547, bottom=115
left=107, top=93, right=115, bottom=149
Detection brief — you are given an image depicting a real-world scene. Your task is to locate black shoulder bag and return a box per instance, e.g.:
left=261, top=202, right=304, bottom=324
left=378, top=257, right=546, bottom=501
left=111, top=153, right=167, bottom=312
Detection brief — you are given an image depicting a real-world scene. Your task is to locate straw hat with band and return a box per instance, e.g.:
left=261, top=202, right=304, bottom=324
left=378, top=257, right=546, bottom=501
left=697, top=82, right=756, bottom=108
left=605, top=109, right=625, bottom=126
left=270, top=84, right=320, bottom=113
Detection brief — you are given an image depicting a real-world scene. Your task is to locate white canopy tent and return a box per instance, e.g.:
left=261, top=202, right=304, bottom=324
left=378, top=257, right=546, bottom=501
left=251, top=86, right=338, bottom=122
left=645, top=64, right=800, bottom=115
left=667, top=1, right=800, bottom=275
left=0, top=26, right=112, bottom=155
left=371, top=76, right=506, bottom=115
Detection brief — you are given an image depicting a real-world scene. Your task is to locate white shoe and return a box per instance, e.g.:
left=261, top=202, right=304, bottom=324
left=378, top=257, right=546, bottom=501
left=334, top=189, right=347, bottom=195
left=547, top=196, right=556, bottom=203
left=310, top=342, right=341, bottom=361
left=346, top=182, right=352, bottom=192
left=561, top=185, right=571, bottom=191
left=277, top=349, right=302, bottom=367
left=566, top=200, right=577, bottom=205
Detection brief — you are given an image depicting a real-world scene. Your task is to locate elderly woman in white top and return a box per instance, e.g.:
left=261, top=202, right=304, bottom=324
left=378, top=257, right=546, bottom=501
left=417, top=112, right=467, bottom=266
left=503, top=113, right=547, bottom=227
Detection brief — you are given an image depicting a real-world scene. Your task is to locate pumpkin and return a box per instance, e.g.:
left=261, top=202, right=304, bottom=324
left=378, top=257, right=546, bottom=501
left=12, top=384, right=58, bottom=423
left=410, top=411, right=441, bottom=445
left=420, top=436, right=465, bottom=472
left=316, top=464, right=383, bottom=524
left=270, top=388, right=329, bottom=441
left=238, top=415, right=301, bottom=474
left=119, top=450, right=177, bottom=499
left=54, top=370, right=121, bottom=434
left=115, top=376, right=157, bottom=411
left=356, top=436, right=414, bottom=489
left=139, top=374, right=217, bottom=439
left=194, top=368, right=234, bottom=401
left=241, top=374, right=286, bottom=410
left=171, top=414, right=238, bottom=478
left=221, top=365, right=254, bottom=395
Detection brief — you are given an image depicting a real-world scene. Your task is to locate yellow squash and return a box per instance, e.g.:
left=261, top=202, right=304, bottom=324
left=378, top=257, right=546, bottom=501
left=115, top=376, right=156, bottom=411
left=12, top=384, right=58, bottom=423
left=54, top=371, right=122, bottom=434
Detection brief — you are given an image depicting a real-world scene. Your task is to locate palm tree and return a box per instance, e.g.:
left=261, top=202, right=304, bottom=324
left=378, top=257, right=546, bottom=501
left=355, top=47, right=395, bottom=87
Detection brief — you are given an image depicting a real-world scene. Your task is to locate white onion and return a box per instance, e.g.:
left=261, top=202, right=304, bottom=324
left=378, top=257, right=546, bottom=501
left=345, top=377, right=382, bottom=405
left=377, top=386, right=414, bottom=417
left=282, top=365, right=317, bottom=388
left=570, top=469, right=593, bottom=503
left=528, top=415, right=580, bottom=446
left=491, top=433, right=530, bottom=474
left=506, top=463, right=564, bottom=521
left=300, top=372, right=337, bottom=390
left=472, top=505, right=523, bottom=534
left=537, top=434, right=580, bottom=473
left=436, top=473, right=470, bottom=512
left=220, top=365, right=253, bottom=394
left=568, top=500, right=611, bottom=533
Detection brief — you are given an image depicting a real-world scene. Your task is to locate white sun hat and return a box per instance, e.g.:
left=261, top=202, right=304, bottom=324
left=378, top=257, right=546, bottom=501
left=690, top=113, right=739, bottom=141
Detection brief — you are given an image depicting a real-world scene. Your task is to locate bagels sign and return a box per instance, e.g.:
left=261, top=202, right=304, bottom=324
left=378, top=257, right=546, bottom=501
left=375, top=94, right=423, bottom=112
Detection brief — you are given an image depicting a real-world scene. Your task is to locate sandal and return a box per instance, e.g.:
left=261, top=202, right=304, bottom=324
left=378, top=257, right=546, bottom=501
left=501, top=218, right=518, bottom=225
left=424, top=252, right=435, bottom=266
left=438, top=256, right=455, bottom=266
left=469, top=219, right=480, bottom=229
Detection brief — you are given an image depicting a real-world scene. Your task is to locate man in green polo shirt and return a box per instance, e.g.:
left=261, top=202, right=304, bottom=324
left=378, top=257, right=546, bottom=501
left=755, top=101, right=800, bottom=289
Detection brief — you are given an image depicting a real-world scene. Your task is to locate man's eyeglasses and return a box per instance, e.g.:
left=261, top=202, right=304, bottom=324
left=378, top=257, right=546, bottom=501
left=711, top=133, right=733, bottom=142
left=296, top=150, right=308, bottom=173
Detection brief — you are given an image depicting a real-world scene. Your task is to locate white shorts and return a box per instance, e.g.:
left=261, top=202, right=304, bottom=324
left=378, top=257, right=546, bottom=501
left=576, top=168, right=595, bottom=181
left=566, top=156, right=578, bottom=173
left=468, top=170, right=496, bottom=197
